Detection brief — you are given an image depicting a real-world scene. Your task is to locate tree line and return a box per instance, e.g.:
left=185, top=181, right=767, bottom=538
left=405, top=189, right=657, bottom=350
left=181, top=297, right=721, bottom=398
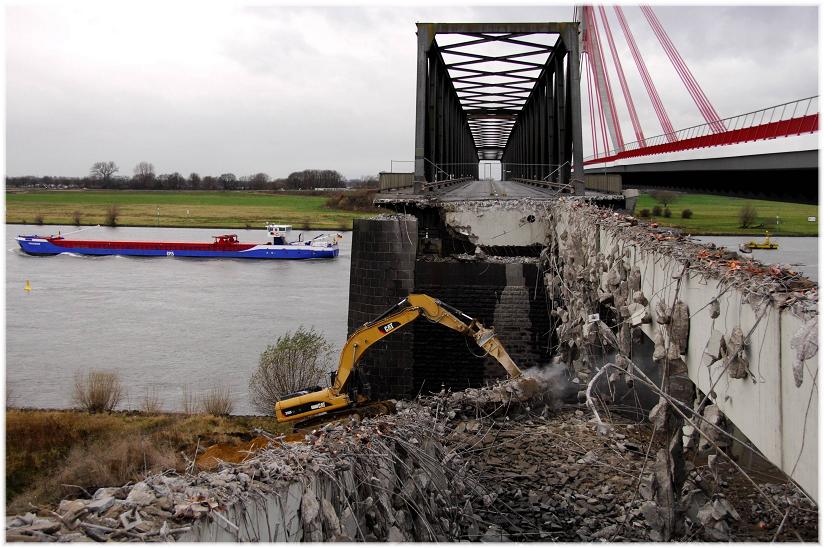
left=7, top=162, right=379, bottom=191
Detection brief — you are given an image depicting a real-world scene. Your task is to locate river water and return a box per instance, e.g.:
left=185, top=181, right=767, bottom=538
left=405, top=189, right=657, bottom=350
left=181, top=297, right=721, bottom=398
left=6, top=225, right=352, bottom=415
left=6, top=225, right=818, bottom=415
left=693, top=236, right=818, bottom=282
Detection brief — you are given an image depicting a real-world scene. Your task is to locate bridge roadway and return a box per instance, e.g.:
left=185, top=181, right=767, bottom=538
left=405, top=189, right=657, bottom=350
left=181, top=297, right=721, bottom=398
left=436, top=180, right=564, bottom=201
left=375, top=180, right=624, bottom=207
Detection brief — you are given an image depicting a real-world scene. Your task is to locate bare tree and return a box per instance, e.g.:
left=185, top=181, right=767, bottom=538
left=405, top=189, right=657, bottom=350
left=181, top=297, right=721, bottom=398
left=90, top=161, right=119, bottom=181
left=739, top=204, right=758, bottom=228
left=248, top=326, right=335, bottom=415
left=218, top=173, right=237, bottom=190
left=649, top=190, right=678, bottom=209
left=140, top=385, right=163, bottom=414
left=133, top=162, right=155, bottom=188
left=104, top=204, right=120, bottom=226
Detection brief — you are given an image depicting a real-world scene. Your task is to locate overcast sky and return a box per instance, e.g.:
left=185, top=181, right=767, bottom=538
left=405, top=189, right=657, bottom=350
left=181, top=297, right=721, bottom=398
left=5, top=4, right=818, bottom=179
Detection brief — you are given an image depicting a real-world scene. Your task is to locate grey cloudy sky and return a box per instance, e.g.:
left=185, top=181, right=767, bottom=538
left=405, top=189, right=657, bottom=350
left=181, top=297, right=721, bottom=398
left=5, top=4, right=818, bottom=179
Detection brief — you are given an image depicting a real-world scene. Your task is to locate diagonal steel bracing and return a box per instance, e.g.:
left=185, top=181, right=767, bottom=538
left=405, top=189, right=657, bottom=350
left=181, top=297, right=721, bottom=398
left=414, top=22, right=585, bottom=192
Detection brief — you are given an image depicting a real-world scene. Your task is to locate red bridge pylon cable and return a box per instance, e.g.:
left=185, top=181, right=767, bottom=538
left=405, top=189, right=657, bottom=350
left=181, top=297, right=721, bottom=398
left=584, top=6, right=625, bottom=151
left=640, top=5, right=726, bottom=133
left=581, top=10, right=609, bottom=156
left=587, top=50, right=610, bottom=155
left=584, top=55, right=600, bottom=158
left=639, top=5, right=716, bottom=128
left=597, top=6, right=646, bottom=146
left=613, top=6, right=676, bottom=142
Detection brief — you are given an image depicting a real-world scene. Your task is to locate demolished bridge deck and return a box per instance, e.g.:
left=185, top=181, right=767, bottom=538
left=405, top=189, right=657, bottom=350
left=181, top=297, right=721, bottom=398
left=376, top=179, right=623, bottom=205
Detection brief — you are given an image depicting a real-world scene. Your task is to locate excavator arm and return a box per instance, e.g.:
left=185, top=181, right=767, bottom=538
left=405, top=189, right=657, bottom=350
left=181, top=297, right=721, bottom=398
left=274, top=294, right=522, bottom=423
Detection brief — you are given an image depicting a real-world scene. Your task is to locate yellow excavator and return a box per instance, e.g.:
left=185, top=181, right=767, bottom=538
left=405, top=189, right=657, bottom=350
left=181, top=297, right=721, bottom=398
left=274, top=293, right=524, bottom=424
left=196, top=294, right=525, bottom=469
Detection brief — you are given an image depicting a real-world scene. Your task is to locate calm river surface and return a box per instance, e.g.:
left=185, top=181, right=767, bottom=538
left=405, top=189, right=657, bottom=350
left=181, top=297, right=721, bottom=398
left=693, top=236, right=818, bottom=282
left=6, top=225, right=351, bottom=414
left=6, top=225, right=818, bottom=415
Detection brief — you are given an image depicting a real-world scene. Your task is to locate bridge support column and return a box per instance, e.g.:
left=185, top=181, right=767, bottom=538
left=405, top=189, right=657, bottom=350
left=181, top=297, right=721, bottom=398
left=348, top=217, right=418, bottom=398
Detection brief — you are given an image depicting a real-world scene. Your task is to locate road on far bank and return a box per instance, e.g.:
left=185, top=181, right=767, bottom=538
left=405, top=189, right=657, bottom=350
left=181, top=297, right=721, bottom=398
left=5, top=190, right=378, bottom=230
left=632, top=192, right=818, bottom=236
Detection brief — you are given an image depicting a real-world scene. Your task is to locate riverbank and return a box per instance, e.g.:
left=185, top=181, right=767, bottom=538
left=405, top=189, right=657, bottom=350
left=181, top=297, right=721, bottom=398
left=5, top=190, right=378, bottom=230
left=633, top=192, right=818, bottom=236
left=5, top=408, right=285, bottom=514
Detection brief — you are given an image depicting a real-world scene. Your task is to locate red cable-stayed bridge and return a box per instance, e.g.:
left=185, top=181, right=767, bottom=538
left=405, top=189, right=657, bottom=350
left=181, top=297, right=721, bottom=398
left=579, top=5, right=818, bottom=202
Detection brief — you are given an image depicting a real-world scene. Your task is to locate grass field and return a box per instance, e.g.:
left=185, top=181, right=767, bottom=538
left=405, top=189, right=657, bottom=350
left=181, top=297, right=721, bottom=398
left=634, top=193, right=819, bottom=236
left=5, top=190, right=377, bottom=230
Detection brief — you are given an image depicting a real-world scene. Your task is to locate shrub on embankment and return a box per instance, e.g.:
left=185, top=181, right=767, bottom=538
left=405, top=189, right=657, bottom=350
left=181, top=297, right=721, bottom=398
left=5, top=410, right=281, bottom=513
left=72, top=370, right=123, bottom=413
left=324, top=188, right=379, bottom=211
left=249, top=326, right=335, bottom=415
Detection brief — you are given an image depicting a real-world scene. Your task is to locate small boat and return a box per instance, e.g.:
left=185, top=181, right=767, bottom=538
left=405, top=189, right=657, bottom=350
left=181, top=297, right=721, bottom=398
left=16, top=224, right=340, bottom=260
left=740, top=230, right=779, bottom=253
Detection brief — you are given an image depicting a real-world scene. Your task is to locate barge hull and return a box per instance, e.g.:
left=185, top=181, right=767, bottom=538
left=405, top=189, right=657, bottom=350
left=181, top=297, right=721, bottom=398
left=16, top=238, right=339, bottom=260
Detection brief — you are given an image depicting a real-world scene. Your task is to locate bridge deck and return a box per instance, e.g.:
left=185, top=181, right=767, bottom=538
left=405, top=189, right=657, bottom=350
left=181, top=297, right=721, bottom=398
left=438, top=180, right=563, bottom=201
left=376, top=180, right=623, bottom=205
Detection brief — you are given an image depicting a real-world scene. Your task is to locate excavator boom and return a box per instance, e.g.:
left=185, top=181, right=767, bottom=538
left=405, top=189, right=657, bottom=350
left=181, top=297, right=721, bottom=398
left=274, top=294, right=522, bottom=423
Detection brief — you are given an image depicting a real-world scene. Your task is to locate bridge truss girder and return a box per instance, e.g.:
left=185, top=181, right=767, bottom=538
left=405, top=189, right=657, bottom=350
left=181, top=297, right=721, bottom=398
left=413, top=22, right=585, bottom=192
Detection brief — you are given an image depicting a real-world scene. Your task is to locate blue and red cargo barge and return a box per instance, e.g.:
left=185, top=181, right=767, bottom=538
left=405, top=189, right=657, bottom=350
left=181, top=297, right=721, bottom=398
left=16, top=224, right=340, bottom=260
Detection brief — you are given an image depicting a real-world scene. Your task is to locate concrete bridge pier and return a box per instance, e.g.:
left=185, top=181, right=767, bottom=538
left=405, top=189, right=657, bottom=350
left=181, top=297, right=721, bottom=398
left=347, top=216, right=418, bottom=399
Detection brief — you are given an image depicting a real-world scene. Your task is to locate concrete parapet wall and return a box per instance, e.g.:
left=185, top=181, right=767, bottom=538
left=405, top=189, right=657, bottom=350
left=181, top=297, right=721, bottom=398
left=379, top=172, right=414, bottom=191
left=548, top=199, right=818, bottom=501
left=584, top=173, right=622, bottom=194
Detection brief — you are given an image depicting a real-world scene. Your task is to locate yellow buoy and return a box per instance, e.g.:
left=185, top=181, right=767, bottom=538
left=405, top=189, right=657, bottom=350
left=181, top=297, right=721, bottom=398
left=24, top=280, right=31, bottom=293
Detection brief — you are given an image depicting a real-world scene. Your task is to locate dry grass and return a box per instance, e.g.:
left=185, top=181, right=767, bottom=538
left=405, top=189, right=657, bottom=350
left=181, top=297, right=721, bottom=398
left=73, top=370, right=124, bottom=413
left=199, top=386, right=234, bottom=416
left=54, top=435, right=177, bottom=499
left=6, top=409, right=285, bottom=512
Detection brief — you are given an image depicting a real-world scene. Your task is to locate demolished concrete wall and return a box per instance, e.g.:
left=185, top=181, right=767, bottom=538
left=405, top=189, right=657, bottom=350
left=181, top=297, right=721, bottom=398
left=545, top=198, right=818, bottom=501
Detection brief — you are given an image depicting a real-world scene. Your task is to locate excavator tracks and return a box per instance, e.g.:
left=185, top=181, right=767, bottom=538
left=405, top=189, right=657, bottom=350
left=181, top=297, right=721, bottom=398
left=294, top=400, right=396, bottom=430
left=195, top=401, right=397, bottom=470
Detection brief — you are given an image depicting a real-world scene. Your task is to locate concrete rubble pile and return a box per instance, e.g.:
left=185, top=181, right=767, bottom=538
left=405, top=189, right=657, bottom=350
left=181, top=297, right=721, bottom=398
left=4, top=378, right=540, bottom=543
left=6, top=377, right=817, bottom=542
left=2, top=376, right=544, bottom=543
left=428, top=387, right=816, bottom=542
left=419, top=253, right=539, bottom=264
